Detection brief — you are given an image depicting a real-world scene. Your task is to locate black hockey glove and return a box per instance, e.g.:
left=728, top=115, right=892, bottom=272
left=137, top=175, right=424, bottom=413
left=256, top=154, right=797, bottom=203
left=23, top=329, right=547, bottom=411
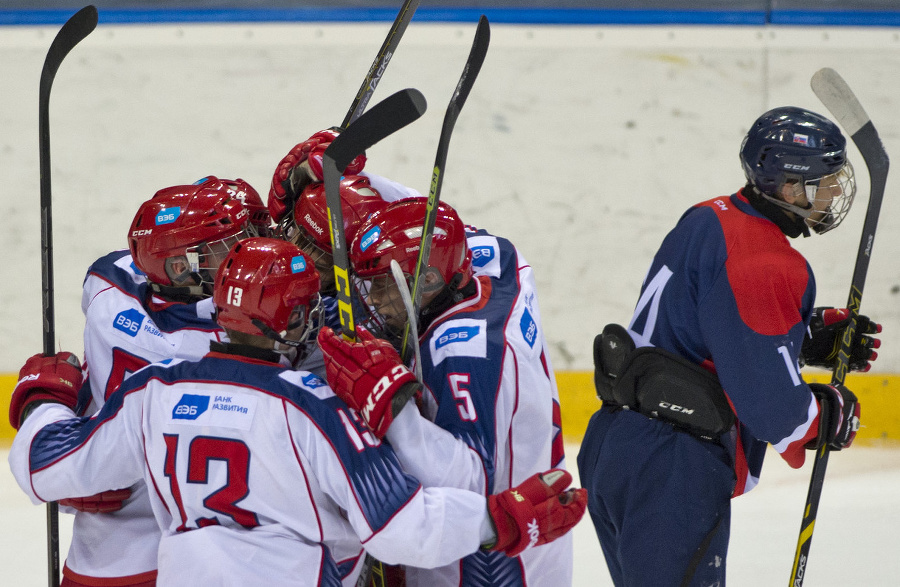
left=806, top=383, right=860, bottom=451
left=800, top=307, right=881, bottom=372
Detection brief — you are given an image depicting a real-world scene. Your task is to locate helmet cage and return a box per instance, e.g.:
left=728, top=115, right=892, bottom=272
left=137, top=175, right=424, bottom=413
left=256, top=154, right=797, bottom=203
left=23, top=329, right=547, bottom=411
left=352, top=272, right=414, bottom=346
left=758, top=160, right=856, bottom=234
left=183, top=224, right=259, bottom=285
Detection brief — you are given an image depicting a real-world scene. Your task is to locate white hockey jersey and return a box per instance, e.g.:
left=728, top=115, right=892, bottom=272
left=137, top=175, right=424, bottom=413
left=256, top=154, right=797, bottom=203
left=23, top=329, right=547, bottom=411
left=386, top=229, right=572, bottom=586
left=10, top=352, right=494, bottom=586
left=60, top=250, right=224, bottom=584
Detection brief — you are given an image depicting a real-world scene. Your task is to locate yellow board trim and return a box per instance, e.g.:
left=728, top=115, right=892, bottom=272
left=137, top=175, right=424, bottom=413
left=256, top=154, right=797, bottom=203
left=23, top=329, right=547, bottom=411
left=1, top=371, right=898, bottom=445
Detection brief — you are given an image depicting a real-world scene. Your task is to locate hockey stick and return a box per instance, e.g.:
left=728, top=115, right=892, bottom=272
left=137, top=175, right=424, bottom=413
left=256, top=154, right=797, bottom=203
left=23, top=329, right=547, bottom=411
left=282, top=0, right=418, bottom=220
left=341, top=0, right=419, bottom=129
left=399, top=15, right=490, bottom=362
left=38, top=7, right=99, bottom=587
left=788, top=67, right=889, bottom=587
left=322, top=88, right=427, bottom=345
left=38, top=7, right=98, bottom=587
left=391, top=260, right=423, bottom=381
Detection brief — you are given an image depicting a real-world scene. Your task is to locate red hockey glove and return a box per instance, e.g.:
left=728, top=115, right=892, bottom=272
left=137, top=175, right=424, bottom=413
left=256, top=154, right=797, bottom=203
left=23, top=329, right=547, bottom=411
left=801, top=307, right=881, bottom=372
left=9, top=351, right=82, bottom=430
left=317, top=326, right=420, bottom=438
left=59, top=488, right=133, bottom=514
left=807, top=383, right=860, bottom=451
left=486, top=469, right=587, bottom=557
left=268, top=128, right=367, bottom=223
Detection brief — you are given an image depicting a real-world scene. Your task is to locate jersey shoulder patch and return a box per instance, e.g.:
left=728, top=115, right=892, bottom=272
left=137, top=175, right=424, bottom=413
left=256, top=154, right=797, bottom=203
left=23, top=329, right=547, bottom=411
left=428, top=318, right=488, bottom=366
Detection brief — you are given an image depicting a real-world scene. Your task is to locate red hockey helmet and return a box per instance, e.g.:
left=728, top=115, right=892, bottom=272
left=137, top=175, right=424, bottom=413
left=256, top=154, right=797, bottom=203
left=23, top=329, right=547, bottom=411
left=350, top=198, right=472, bottom=287
left=128, top=179, right=257, bottom=290
left=213, top=237, right=322, bottom=343
left=287, top=175, right=387, bottom=254
left=196, top=176, right=272, bottom=236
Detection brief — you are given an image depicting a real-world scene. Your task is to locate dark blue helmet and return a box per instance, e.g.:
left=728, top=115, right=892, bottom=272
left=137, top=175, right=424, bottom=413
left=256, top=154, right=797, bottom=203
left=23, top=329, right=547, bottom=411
left=740, top=106, right=847, bottom=194
left=740, top=106, right=855, bottom=234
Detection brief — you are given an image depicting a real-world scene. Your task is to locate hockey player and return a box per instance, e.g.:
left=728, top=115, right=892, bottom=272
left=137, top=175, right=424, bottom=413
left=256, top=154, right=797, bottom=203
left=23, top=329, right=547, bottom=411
left=576, top=106, right=881, bottom=586
left=11, top=177, right=263, bottom=587
left=317, top=198, right=572, bottom=586
left=8, top=237, right=586, bottom=586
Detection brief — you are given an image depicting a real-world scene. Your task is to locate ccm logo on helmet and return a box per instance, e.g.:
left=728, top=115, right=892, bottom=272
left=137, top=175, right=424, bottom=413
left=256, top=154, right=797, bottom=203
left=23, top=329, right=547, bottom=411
left=783, top=163, right=811, bottom=171
left=131, top=229, right=152, bottom=237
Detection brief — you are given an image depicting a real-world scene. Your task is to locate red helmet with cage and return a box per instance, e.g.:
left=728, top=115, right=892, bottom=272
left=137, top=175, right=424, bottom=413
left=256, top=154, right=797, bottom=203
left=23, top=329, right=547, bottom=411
left=213, top=237, right=322, bottom=341
left=128, top=179, right=257, bottom=290
left=196, top=176, right=272, bottom=236
left=350, top=198, right=472, bottom=287
left=288, top=175, right=388, bottom=255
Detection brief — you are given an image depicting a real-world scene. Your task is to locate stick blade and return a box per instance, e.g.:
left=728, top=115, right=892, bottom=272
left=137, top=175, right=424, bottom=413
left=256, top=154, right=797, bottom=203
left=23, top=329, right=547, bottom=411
left=811, top=67, right=871, bottom=137
left=451, top=15, right=491, bottom=114
left=326, top=88, right=427, bottom=173
left=41, top=5, right=98, bottom=90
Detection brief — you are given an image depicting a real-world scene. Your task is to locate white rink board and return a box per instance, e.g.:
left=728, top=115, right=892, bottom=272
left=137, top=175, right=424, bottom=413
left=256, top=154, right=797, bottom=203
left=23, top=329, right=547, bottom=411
left=1, top=22, right=900, bottom=375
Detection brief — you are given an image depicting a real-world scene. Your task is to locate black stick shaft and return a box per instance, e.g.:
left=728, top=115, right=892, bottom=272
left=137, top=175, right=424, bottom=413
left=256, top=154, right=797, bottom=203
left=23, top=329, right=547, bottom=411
left=38, top=6, right=98, bottom=586
left=400, top=15, right=490, bottom=361
left=341, top=0, right=419, bottom=129
left=791, top=69, right=889, bottom=587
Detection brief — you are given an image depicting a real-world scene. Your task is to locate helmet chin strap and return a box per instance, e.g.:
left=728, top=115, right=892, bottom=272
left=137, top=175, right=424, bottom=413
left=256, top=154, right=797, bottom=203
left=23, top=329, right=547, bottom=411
left=745, top=185, right=811, bottom=238
left=250, top=319, right=312, bottom=367
left=149, top=281, right=208, bottom=302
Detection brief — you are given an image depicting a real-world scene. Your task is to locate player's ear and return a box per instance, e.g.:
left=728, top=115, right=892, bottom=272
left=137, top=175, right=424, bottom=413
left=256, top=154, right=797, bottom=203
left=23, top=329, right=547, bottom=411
left=164, top=256, right=193, bottom=285
left=421, top=268, right=446, bottom=296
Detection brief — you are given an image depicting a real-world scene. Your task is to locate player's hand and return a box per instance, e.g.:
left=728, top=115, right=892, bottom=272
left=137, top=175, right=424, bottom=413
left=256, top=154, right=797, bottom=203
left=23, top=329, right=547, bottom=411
left=801, top=307, right=881, bottom=372
left=59, top=488, right=132, bottom=514
left=317, top=326, right=419, bottom=438
left=486, top=469, right=587, bottom=557
left=806, top=383, right=860, bottom=451
left=9, top=351, right=82, bottom=430
left=268, top=128, right=367, bottom=223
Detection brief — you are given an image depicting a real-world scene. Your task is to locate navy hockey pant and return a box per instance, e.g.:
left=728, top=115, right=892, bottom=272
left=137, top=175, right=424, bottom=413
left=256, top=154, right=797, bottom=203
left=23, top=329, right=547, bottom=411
left=577, top=406, right=735, bottom=587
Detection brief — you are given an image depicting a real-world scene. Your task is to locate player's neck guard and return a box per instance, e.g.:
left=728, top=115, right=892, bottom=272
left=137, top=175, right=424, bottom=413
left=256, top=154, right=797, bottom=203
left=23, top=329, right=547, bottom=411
left=149, top=281, right=209, bottom=303
left=743, top=185, right=811, bottom=238
left=419, top=273, right=477, bottom=333
left=210, top=340, right=282, bottom=364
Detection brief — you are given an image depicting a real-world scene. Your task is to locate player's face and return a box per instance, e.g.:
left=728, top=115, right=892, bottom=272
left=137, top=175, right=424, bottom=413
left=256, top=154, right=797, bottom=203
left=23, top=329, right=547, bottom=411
left=364, top=275, right=407, bottom=330
left=781, top=174, right=838, bottom=227
left=289, top=227, right=335, bottom=291
left=283, top=307, right=308, bottom=342
left=805, top=172, right=842, bottom=227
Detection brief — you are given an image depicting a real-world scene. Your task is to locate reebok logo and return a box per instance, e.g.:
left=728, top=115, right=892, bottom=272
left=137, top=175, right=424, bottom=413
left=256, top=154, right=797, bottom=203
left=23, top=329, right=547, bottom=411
left=303, top=213, right=324, bottom=235
left=526, top=519, right=540, bottom=549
